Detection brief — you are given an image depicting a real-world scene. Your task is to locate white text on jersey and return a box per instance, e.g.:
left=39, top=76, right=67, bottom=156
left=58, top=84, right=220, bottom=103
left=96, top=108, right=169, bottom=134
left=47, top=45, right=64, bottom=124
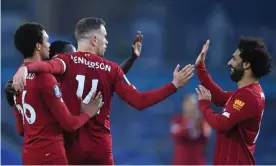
left=71, top=55, right=111, bottom=72
left=26, top=73, right=35, bottom=80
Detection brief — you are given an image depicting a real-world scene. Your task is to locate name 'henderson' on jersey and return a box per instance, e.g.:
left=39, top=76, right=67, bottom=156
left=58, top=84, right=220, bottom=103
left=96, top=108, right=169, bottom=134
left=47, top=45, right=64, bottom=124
left=52, top=52, right=177, bottom=130
left=26, top=51, right=178, bottom=131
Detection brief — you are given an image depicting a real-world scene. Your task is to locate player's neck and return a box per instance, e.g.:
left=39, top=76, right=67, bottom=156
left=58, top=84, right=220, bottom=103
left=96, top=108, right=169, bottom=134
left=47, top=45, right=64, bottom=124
left=237, top=76, right=258, bottom=88
left=24, top=53, right=41, bottom=63
left=77, top=42, right=97, bottom=55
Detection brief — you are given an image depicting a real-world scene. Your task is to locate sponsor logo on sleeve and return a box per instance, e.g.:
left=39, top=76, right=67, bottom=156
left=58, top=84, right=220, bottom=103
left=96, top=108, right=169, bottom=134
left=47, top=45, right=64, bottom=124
left=53, top=85, right=62, bottom=98
left=232, top=99, right=245, bottom=111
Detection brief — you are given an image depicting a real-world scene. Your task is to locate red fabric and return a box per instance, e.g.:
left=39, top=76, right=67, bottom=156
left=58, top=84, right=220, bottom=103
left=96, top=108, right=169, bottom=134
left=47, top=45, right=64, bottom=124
left=170, top=115, right=210, bottom=165
left=199, top=83, right=265, bottom=164
left=28, top=52, right=177, bottom=164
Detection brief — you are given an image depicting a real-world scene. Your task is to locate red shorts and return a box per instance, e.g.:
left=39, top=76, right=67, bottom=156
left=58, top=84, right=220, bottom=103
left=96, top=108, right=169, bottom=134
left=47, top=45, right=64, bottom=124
left=66, top=141, right=114, bottom=165
left=22, top=141, right=68, bottom=165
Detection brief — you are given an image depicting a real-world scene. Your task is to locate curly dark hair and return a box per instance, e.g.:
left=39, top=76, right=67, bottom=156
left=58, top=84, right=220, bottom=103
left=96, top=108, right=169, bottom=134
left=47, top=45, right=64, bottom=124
left=14, top=22, right=44, bottom=58
left=238, top=36, right=273, bottom=78
left=75, top=17, right=105, bottom=40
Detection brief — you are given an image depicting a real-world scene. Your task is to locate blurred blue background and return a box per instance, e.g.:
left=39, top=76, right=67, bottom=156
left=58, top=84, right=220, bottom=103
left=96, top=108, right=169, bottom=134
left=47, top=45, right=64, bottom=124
left=1, top=0, right=276, bottom=164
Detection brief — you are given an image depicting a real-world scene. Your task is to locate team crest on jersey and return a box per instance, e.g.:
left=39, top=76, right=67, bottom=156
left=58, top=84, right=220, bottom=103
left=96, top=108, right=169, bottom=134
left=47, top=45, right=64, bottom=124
left=53, top=85, right=62, bottom=98
left=232, top=99, right=245, bottom=111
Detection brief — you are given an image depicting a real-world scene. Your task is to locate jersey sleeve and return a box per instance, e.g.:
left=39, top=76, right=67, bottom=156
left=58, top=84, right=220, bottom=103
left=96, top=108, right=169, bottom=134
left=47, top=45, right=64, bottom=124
left=196, top=64, right=233, bottom=106
left=39, top=74, right=90, bottom=132
left=119, top=56, right=137, bottom=74
left=199, top=89, right=258, bottom=132
left=13, top=106, right=24, bottom=136
left=26, top=54, right=69, bottom=75
left=114, top=65, right=177, bottom=110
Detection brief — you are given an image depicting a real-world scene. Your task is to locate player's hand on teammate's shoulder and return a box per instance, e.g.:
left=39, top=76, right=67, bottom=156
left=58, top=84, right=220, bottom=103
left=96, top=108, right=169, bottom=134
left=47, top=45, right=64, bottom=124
left=132, top=31, right=143, bottom=57
left=172, top=64, right=195, bottom=89
left=195, top=40, right=210, bottom=66
left=195, top=85, right=212, bottom=101
left=80, top=91, right=104, bottom=118
left=13, top=66, right=28, bottom=91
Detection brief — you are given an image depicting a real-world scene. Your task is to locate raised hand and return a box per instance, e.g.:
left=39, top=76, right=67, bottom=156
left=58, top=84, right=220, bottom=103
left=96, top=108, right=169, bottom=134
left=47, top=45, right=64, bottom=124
left=172, top=64, right=195, bottom=89
left=132, top=31, right=143, bottom=57
left=195, top=85, right=211, bottom=101
left=195, top=40, right=210, bottom=66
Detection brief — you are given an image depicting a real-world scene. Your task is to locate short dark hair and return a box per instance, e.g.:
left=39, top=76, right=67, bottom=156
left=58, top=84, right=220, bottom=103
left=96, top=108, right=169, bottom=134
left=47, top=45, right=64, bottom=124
left=14, top=22, right=44, bottom=58
left=238, top=36, right=273, bottom=78
left=49, top=40, right=72, bottom=58
left=75, top=17, right=105, bottom=40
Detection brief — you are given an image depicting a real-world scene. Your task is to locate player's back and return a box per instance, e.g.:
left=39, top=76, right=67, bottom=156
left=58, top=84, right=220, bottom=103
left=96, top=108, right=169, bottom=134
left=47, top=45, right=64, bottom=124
left=13, top=64, right=64, bottom=151
left=56, top=52, right=118, bottom=152
left=214, top=83, right=265, bottom=165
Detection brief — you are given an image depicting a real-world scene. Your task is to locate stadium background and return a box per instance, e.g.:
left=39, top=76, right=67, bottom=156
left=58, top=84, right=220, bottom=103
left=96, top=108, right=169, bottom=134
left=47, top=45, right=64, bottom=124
left=1, top=0, right=276, bottom=164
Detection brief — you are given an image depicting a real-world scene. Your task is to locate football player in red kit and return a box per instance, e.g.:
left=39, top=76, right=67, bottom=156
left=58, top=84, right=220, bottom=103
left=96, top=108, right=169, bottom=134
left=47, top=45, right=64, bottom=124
left=5, top=40, right=139, bottom=107
left=12, top=17, right=195, bottom=165
left=195, top=38, right=272, bottom=165
left=12, top=23, right=104, bottom=165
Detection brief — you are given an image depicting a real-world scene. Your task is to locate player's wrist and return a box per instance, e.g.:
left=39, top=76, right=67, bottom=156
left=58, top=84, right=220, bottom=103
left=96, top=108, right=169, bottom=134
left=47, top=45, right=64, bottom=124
left=171, top=81, right=180, bottom=89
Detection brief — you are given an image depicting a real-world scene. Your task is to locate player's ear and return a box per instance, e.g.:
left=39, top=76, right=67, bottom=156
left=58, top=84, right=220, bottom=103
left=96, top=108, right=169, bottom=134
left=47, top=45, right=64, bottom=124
left=90, top=36, right=97, bottom=46
left=35, top=43, right=41, bottom=51
left=243, top=61, right=251, bottom=70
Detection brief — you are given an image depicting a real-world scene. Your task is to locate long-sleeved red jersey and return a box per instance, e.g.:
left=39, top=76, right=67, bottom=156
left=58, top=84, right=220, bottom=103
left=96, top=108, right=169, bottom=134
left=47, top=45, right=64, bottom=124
left=13, top=63, right=90, bottom=164
left=196, top=64, right=265, bottom=165
left=26, top=52, right=177, bottom=163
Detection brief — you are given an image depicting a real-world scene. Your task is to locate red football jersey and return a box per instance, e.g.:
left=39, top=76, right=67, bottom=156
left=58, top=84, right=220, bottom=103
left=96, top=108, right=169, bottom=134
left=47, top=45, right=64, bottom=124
left=39, top=52, right=177, bottom=154
left=197, top=64, right=265, bottom=164
left=26, top=51, right=177, bottom=160
left=13, top=63, right=90, bottom=162
left=211, top=83, right=265, bottom=165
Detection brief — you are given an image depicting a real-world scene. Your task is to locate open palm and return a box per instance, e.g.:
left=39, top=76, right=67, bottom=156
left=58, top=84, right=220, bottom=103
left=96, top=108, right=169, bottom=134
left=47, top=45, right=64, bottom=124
left=132, top=31, right=143, bottom=57
left=195, top=40, right=210, bottom=66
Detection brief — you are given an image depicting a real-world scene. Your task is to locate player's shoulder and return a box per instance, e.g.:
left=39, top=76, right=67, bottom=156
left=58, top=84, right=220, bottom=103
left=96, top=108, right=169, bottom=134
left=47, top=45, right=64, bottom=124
left=92, top=54, right=119, bottom=68
left=52, top=53, right=71, bottom=60
left=236, top=83, right=264, bottom=100
left=233, top=83, right=265, bottom=110
left=35, top=73, right=57, bottom=88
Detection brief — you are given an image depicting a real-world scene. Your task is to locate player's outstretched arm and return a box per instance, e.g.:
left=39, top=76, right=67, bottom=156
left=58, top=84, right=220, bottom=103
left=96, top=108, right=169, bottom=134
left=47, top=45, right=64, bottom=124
left=119, top=31, right=143, bottom=74
left=39, top=74, right=99, bottom=132
left=27, top=58, right=65, bottom=75
left=196, top=85, right=258, bottom=132
left=12, top=57, right=67, bottom=91
left=119, top=56, right=137, bottom=74
left=195, top=40, right=233, bottom=106
left=114, top=64, right=194, bottom=110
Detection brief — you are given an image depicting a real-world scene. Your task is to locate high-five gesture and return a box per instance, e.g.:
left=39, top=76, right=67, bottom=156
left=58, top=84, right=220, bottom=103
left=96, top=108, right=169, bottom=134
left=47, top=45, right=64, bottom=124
left=132, top=31, right=143, bottom=57
left=172, top=64, right=195, bottom=89
left=195, top=40, right=210, bottom=66
left=195, top=85, right=211, bottom=101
